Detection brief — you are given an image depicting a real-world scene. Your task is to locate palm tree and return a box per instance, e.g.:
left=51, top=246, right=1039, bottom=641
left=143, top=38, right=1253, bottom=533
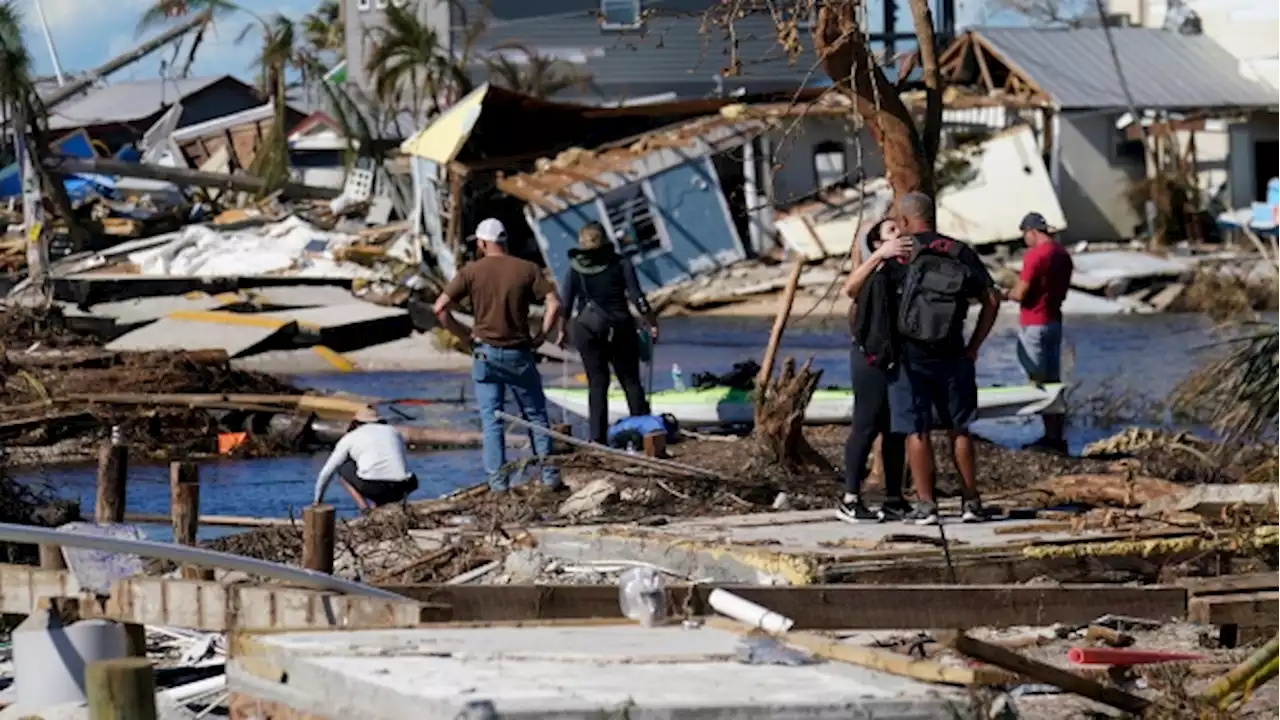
left=300, top=0, right=343, bottom=59
left=364, top=3, right=465, bottom=123
left=483, top=43, right=591, bottom=99
left=136, top=0, right=242, bottom=77
left=237, top=13, right=297, bottom=192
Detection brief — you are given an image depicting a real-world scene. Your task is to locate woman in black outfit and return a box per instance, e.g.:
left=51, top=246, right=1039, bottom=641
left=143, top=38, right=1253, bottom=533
left=837, top=217, right=913, bottom=523
left=558, top=222, right=659, bottom=444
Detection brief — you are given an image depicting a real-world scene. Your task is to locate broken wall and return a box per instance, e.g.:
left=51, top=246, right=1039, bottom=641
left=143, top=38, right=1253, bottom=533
left=767, top=116, right=885, bottom=208
left=1228, top=110, right=1280, bottom=209
left=531, top=156, right=746, bottom=294
left=1057, top=111, right=1148, bottom=242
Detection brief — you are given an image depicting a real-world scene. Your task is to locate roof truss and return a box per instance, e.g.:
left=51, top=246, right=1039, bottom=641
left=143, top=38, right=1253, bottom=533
left=938, top=31, right=1052, bottom=105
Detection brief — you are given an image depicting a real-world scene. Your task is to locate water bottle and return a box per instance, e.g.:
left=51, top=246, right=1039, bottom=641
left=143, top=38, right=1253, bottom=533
left=671, top=363, right=685, bottom=391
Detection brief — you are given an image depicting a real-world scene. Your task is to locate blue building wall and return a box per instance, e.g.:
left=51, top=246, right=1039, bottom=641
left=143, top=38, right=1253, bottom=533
left=532, top=156, right=745, bottom=295
left=635, top=159, right=743, bottom=290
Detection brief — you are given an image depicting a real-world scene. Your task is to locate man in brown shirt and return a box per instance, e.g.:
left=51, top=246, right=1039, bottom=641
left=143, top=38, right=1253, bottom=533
left=434, top=218, right=563, bottom=491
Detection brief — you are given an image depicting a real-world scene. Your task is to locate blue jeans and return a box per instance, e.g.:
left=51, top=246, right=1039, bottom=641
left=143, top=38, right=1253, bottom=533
left=471, top=344, right=561, bottom=490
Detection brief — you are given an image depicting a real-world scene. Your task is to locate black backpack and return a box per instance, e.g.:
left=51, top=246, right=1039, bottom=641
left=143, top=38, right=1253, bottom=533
left=897, top=235, right=970, bottom=346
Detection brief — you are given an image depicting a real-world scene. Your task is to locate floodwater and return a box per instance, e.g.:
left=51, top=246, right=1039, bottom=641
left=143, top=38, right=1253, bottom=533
left=16, top=311, right=1229, bottom=537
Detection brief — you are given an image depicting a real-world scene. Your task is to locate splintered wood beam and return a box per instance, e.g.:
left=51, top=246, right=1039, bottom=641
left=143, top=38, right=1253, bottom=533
left=381, top=584, right=1189, bottom=630
left=709, top=617, right=1004, bottom=686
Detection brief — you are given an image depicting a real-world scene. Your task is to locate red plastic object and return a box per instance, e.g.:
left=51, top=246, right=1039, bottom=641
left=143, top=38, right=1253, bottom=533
left=1068, top=647, right=1207, bottom=666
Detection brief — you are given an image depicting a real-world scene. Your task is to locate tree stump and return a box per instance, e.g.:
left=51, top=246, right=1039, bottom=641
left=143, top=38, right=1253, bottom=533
left=752, top=358, right=833, bottom=473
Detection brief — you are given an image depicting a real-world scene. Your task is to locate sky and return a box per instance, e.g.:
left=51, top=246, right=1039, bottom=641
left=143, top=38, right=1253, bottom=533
left=17, top=0, right=995, bottom=83
left=16, top=0, right=322, bottom=81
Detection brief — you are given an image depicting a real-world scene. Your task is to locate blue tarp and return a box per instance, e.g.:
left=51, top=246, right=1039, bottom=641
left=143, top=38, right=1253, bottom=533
left=0, top=130, right=112, bottom=200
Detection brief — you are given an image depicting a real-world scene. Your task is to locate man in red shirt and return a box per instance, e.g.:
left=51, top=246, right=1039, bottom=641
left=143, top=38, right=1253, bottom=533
left=1007, top=212, right=1073, bottom=454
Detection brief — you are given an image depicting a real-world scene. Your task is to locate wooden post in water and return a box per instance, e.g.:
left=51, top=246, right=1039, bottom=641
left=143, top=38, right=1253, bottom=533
left=95, top=442, right=128, bottom=524
left=303, top=504, right=335, bottom=575
left=170, top=461, right=214, bottom=581
left=86, top=657, right=157, bottom=720
left=39, top=544, right=66, bottom=570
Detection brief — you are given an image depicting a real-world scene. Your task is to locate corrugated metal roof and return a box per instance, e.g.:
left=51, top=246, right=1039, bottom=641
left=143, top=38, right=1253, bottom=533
left=45, top=76, right=229, bottom=130
left=976, top=27, right=1278, bottom=110
left=458, top=8, right=822, bottom=102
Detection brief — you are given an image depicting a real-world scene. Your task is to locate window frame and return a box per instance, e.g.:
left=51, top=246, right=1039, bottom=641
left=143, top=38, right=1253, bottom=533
left=599, top=0, right=643, bottom=31
left=812, top=139, right=847, bottom=189
left=595, top=180, right=670, bottom=263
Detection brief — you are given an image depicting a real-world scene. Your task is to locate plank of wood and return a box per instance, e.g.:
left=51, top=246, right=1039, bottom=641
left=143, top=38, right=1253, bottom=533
left=707, top=616, right=1000, bottom=686
left=380, top=584, right=1188, bottom=629
left=935, top=630, right=1150, bottom=714
left=96, top=576, right=433, bottom=631
left=1188, top=591, right=1279, bottom=627
left=1178, top=573, right=1279, bottom=597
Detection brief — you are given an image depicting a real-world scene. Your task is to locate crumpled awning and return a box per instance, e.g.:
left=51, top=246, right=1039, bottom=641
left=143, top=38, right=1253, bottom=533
left=399, top=84, right=489, bottom=164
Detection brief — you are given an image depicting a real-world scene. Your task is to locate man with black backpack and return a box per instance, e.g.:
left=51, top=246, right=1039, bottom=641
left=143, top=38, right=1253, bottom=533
left=889, top=192, right=1000, bottom=525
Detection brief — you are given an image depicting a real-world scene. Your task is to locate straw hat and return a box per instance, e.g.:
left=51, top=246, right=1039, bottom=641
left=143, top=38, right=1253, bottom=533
left=353, top=406, right=379, bottom=423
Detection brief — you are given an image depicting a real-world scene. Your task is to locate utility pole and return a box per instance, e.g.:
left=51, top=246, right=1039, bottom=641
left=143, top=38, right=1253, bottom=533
left=31, top=0, right=68, bottom=86
left=16, top=113, right=48, bottom=301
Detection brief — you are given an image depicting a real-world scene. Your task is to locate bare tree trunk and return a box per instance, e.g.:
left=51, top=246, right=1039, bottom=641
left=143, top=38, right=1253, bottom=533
left=815, top=1, right=933, bottom=198
left=753, top=358, right=832, bottom=473
left=907, top=0, right=944, bottom=171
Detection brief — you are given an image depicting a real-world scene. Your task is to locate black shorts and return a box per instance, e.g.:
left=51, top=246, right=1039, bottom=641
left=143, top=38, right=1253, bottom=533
left=888, top=355, right=979, bottom=435
left=338, top=459, right=418, bottom=506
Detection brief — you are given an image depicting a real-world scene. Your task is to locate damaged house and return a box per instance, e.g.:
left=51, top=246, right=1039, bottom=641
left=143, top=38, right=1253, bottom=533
left=398, top=83, right=861, bottom=286
left=938, top=26, right=1278, bottom=242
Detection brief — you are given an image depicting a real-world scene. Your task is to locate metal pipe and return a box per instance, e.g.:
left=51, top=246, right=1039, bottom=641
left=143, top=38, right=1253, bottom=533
left=0, top=522, right=402, bottom=599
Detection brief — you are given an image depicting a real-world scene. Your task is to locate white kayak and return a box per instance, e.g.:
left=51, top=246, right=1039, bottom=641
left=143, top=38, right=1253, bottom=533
left=543, top=383, right=1067, bottom=428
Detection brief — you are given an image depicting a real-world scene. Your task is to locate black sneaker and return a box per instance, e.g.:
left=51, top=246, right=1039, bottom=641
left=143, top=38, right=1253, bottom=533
left=905, top=502, right=939, bottom=526
left=878, top=498, right=914, bottom=522
left=961, top=497, right=986, bottom=523
left=836, top=497, right=881, bottom=523
left=1023, top=436, right=1069, bottom=455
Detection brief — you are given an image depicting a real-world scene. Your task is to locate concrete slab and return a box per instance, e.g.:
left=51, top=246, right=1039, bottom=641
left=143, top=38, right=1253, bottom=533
left=257, top=303, right=412, bottom=351
left=243, top=285, right=366, bottom=308
left=529, top=510, right=1192, bottom=585
left=230, top=334, right=471, bottom=374
left=230, top=625, right=969, bottom=719
left=105, top=313, right=294, bottom=357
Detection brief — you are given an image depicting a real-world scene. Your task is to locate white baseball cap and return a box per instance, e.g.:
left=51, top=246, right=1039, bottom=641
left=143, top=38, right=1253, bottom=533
left=475, top=218, right=507, bottom=243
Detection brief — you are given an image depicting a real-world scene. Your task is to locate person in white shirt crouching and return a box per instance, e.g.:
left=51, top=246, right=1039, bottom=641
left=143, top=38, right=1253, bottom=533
left=313, top=406, right=417, bottom=509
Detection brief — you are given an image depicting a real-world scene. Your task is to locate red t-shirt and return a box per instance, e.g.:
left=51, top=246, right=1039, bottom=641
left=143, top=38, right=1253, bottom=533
left=1019, top=241, right=1073, bottom=325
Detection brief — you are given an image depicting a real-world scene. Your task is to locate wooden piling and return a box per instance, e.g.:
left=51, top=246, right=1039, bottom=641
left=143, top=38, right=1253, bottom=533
left=303, top=504, right=336, bottom=575
left=94, top=442, right=129, bottom=524
left=642, top=431, right=667, bottom=458
left=86, top=657, right=157, bottom=720
left=38, top=544, right=66, bottom=570
left=170, top=461, right=213, bottom=581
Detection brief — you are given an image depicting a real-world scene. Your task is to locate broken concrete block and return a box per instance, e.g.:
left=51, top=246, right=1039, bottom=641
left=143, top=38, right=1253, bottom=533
left=558, top=479, right=619, bottom=519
